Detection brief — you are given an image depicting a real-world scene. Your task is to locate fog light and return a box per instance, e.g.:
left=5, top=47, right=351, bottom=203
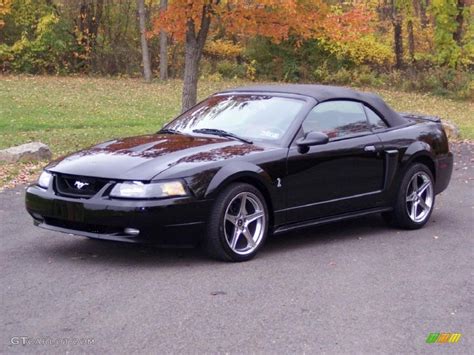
left=31, top=212, right=44, bottom=221
left=124, top=228, right=140, bottom=236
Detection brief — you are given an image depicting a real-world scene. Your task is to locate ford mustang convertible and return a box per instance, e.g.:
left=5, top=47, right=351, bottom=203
left=25, top=85, right=453, bottom=261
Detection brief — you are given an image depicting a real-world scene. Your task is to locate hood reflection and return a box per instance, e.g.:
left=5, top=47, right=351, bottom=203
left=87, top=134, right=225, bottom=158
left=176, top=144, right=264, bottom=164
left=46, top=133, right=269, bottom=180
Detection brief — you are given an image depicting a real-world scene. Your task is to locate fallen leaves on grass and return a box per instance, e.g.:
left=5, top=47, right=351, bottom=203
left=0, top=161, right=44, bottom=191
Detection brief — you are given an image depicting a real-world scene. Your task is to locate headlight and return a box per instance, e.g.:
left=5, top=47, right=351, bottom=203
left=110, top=181, right=187, bottom=199
left=38, top=171, right=52, bottom=189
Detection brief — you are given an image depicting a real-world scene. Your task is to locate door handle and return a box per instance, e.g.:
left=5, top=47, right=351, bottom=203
left=364, top=145, right=376, bottom=152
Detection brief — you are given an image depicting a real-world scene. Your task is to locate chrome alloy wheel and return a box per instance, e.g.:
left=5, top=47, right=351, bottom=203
left=223, top=192, right=266, bottom=255
left=405, top=171, right=434, bottom=223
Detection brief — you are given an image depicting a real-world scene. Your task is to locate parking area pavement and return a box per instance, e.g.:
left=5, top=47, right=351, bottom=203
left=1, top=143, right=472, bottom=354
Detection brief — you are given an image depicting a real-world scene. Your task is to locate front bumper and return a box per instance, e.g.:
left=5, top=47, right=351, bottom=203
left=25, top=184, right=213, bottom=246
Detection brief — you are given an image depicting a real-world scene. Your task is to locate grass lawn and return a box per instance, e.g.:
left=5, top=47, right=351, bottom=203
left=0, top=75, right=473, bottom=189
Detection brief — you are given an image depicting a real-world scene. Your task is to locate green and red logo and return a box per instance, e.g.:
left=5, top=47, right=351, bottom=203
left=426, top=333, right=462, bottom=343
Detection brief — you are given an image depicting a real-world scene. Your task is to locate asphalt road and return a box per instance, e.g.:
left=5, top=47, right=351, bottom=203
left=1, top=143, right=473, bottom=354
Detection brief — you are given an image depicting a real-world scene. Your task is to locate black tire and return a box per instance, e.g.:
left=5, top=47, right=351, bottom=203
left=203, top=183, right=269, bottom=262
left=383, top=163, right=435, bottom=229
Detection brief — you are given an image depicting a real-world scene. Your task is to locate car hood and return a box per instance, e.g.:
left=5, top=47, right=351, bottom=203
left=46, top=134, right=267, bottom=180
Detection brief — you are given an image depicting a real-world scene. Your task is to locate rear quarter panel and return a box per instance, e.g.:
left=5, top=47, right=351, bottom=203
left=376, top=119, right=451, bottom=202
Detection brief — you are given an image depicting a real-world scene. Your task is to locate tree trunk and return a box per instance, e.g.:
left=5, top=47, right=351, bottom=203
left=182, top=43, right=200, bottom=112
left=137, top=0, right=152, bottom=83
left=77, top=0, right=104, bottom=50
left=159, top=0, right=168, bottom=80
left=393, top=19, right=403, bottom=69
left=453, top=0, right=466, bottom=45
left=407, top=19, right=415, bottom=62
left=181, top=4, right=212, bottom=112
left=418, top=0, right=429, bottom=28
left=391, top=0, right=404, bottom=69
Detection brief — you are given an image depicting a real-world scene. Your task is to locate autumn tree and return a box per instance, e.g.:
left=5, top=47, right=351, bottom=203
left=453, top=0, right=467, bottom=45
left=380, top=0, right=405, bottom=69
left=76, top=0, right=104, bottom=58
left=137, top=0, right=152, bottom=82
left=152, top=0, right=372, bottom=112
left=430, top=0, right=473, bottom=67
left=0, top=0, right=12, bottom=29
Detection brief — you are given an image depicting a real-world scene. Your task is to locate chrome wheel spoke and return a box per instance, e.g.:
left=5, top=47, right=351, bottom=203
left=243, top=229, right=255, bottom=248
left=417, top=180, right=430, bottom=196
left=239, top=193, right=248, bottom=215
left=411, top=176, right=418, bottom=191
left=230, top=228, right=241, bottom=249
left=406, top=192, right=417, bottom=202
left=410, top=202, right=418, bottom=220
left=226, top=214, right=238, bottom=225
left=245, top=210, right=264, bottom=225
left=419, top=198, right=429, bottom=211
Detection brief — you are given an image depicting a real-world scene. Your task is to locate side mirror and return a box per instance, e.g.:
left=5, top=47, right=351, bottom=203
left=296, top=131, right=329, bottom=148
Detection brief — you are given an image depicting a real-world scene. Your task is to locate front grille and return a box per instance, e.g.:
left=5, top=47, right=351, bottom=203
left=44, top=217, right=122, bottom=235
left=55, top=174, right=109, bottom=198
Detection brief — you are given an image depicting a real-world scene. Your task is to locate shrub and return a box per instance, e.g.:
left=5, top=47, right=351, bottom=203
left=327, top=68, right=353, bottom=85
left=204, top=39, right=243, bottom=59
left=0, top=12, right=78, bottom=74
left=201, top=72, right=223, bottom=82
left=216, top=60, right=245, bottom=79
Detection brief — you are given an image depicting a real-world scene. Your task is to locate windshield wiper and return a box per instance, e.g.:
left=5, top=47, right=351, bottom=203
left=158, top=128, right=182, bottom=135
left=192, top=128, right=253, bottom=144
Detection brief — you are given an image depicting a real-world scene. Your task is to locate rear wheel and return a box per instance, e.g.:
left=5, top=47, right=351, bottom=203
left=383, top=163, right=435, bottom=229
left=203, top=183, right=268, bottom=262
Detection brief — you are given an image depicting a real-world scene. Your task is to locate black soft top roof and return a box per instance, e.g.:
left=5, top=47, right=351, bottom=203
left=221, top=84, right=407, bottom=127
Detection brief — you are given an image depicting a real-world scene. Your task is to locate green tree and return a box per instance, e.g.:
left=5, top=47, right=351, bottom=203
left=430, top=0, right=473, bottom=67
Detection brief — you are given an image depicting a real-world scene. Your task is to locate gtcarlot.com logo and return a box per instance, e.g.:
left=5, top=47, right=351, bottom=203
left=426, top=333, right=462, bottom=344
left=11, top=336, right=95, bottom=346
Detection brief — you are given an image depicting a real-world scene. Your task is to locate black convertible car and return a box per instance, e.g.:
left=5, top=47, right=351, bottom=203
left=25, top=85, right=453, bottom=261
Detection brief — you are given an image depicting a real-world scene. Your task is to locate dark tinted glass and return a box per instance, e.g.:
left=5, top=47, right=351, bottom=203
left=302, top=101, right=370, bottom=139
left=166, top=95, right=305, bottom=142
left=365, top=106, right=388, bottom=130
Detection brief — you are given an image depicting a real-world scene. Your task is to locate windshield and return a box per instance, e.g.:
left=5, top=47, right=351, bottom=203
left=165, top=95, right=305, bottom=143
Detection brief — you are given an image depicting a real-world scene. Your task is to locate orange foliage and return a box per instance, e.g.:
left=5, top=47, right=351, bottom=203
left=0, top=0, right=12, bottom=28
left=324, top=5, right=374, bottom=42
left=151, top=0, right=373, bottom=44
left=204, top=39, right=243, bottom=58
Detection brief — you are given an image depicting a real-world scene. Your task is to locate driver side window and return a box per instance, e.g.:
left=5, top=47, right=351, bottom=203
left=302, top=101, right=371, bottom=139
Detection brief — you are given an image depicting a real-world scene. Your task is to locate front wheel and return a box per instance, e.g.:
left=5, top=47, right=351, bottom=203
left=203, top=183, right=269, bottom=262
left=383, top=163, right=435, bottom=229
